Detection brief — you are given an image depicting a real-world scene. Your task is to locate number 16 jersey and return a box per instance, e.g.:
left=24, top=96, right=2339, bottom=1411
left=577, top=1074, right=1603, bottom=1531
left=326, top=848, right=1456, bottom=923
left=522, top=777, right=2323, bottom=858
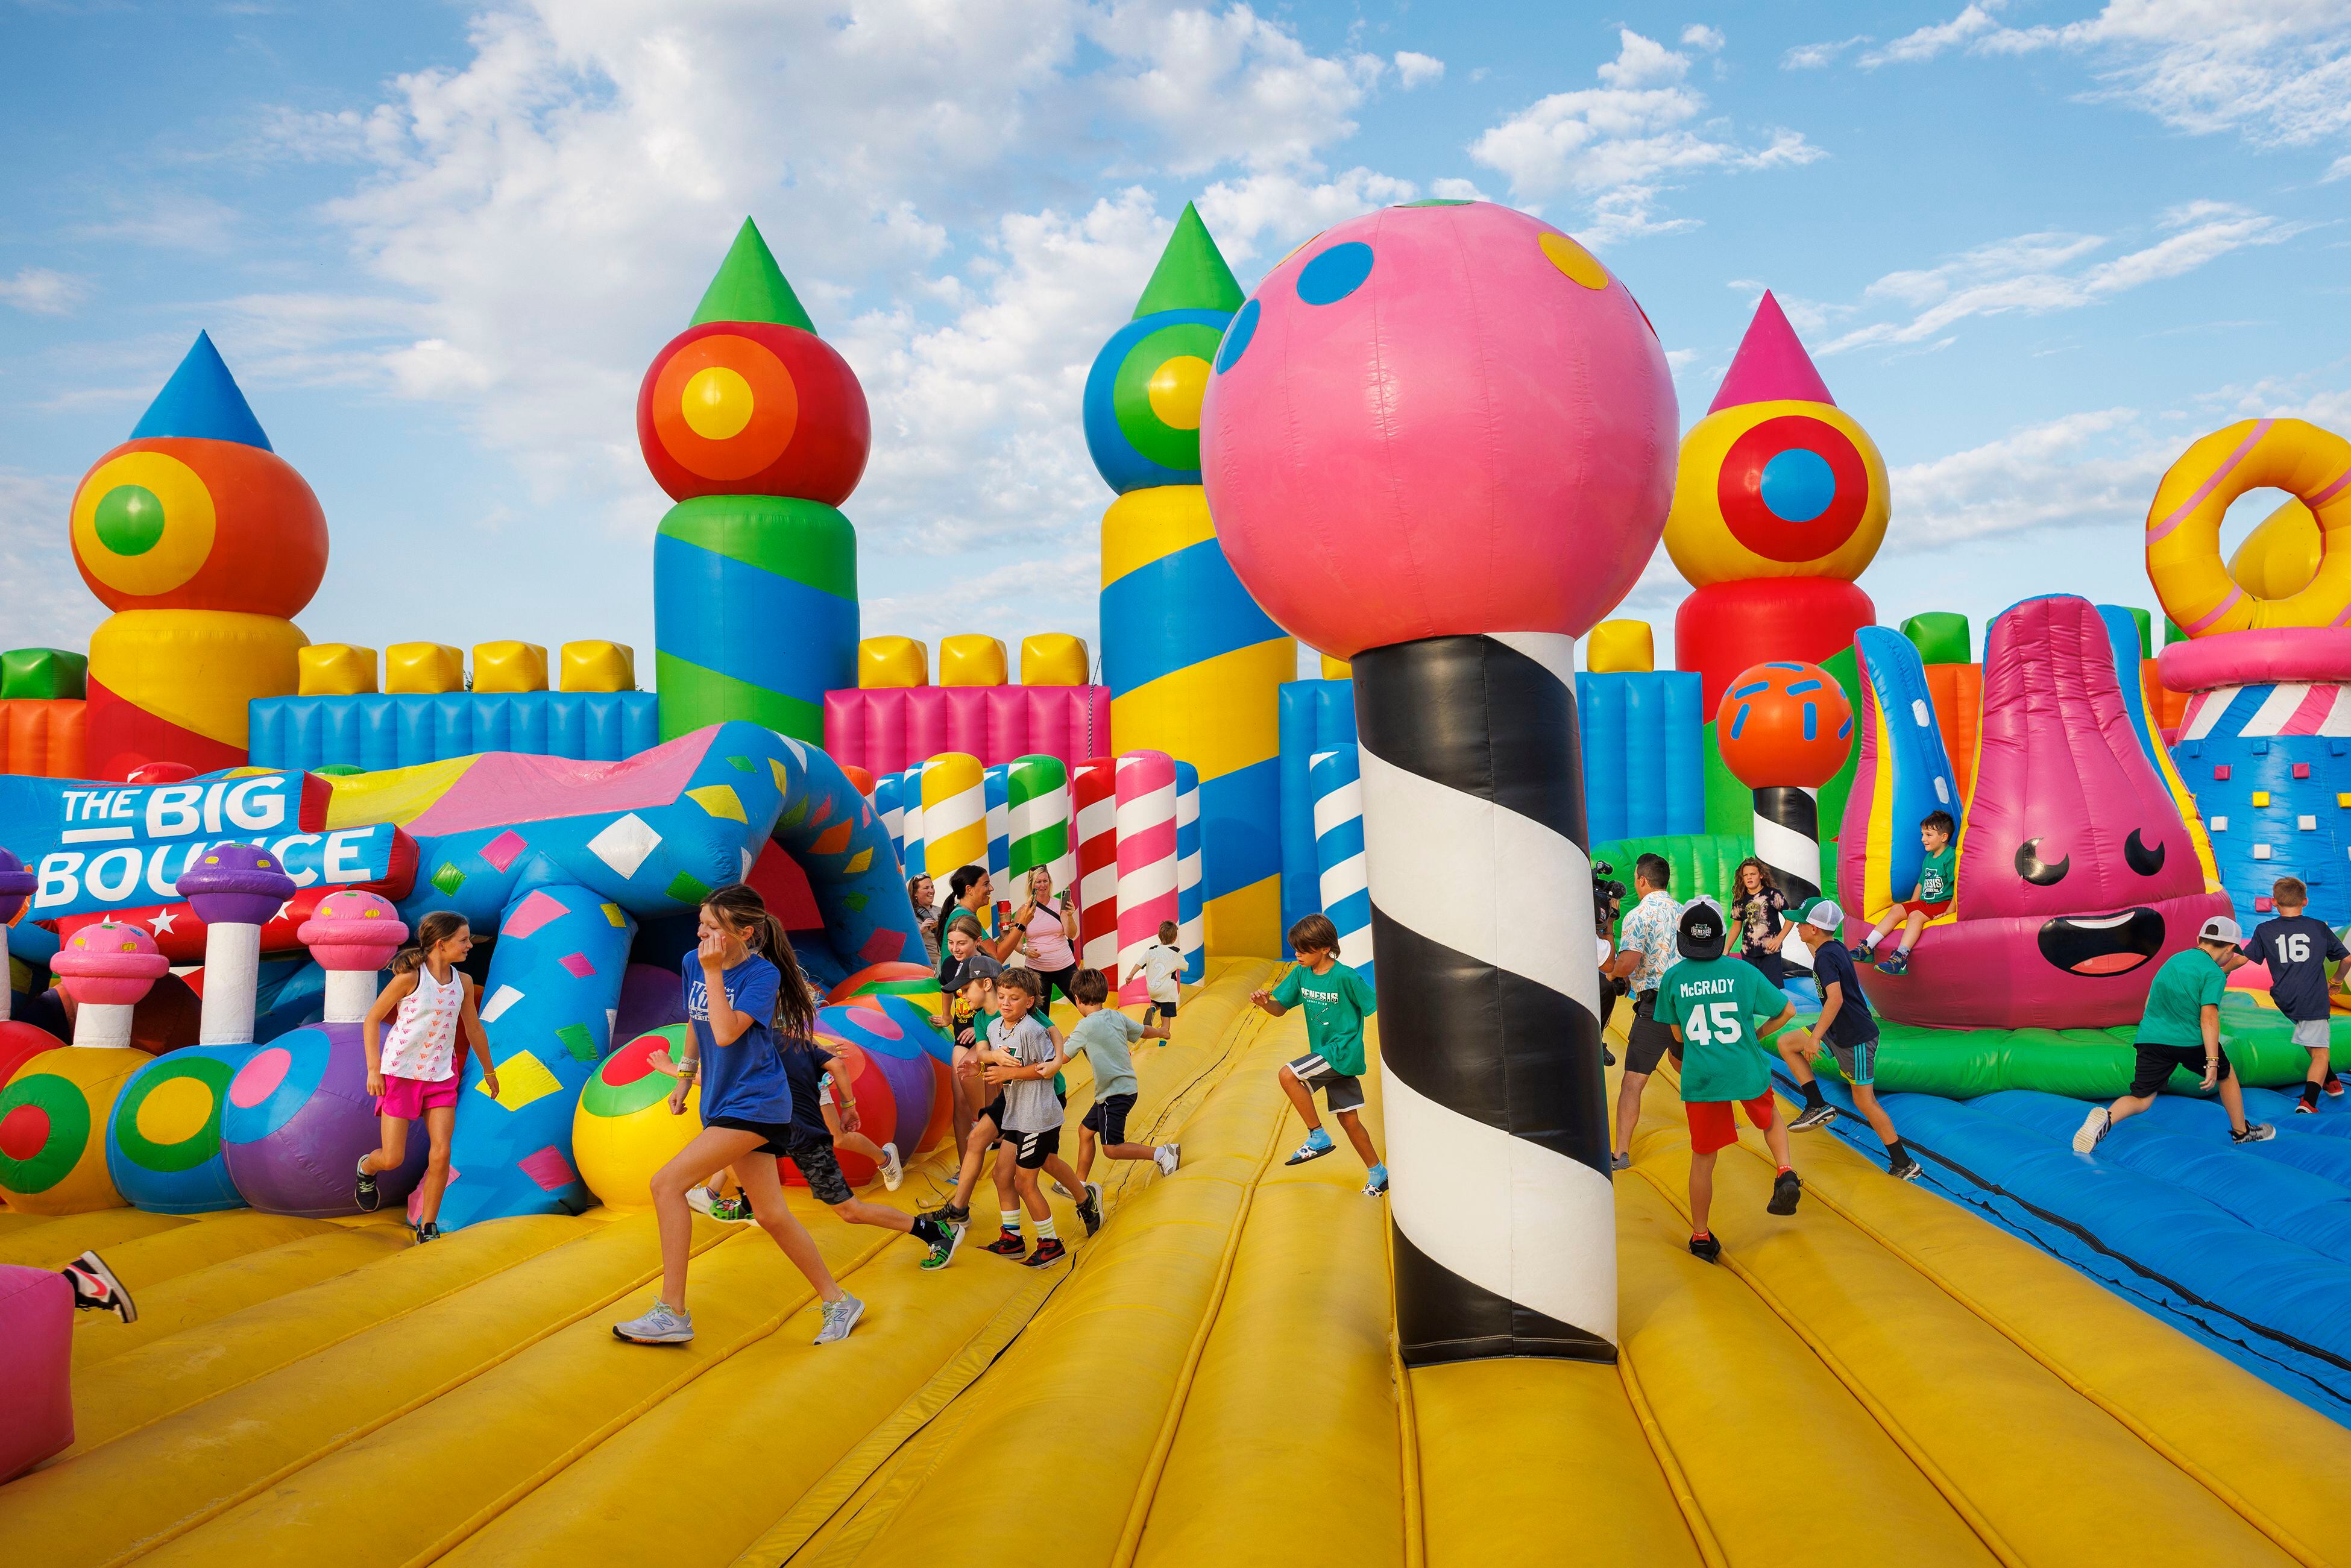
left=1655, top=955, right=1789, bottom=1103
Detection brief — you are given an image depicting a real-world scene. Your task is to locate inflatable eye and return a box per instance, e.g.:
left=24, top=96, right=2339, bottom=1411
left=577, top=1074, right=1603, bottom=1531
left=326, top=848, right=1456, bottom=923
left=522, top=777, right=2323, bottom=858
left=2125, top=830, right=2167, bottom=877
left=2015, top=837, right=2070, bottom=886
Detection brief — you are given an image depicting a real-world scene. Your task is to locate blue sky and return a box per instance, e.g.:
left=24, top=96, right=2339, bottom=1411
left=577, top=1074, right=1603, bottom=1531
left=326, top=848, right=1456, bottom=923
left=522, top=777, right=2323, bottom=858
left=4, top=1, right=2347, bottom=681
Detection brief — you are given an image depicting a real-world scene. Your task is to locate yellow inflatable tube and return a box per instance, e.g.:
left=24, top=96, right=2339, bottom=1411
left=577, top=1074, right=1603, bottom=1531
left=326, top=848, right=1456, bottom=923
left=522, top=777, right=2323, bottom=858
left=2147, top=418, right=2351, bottom=635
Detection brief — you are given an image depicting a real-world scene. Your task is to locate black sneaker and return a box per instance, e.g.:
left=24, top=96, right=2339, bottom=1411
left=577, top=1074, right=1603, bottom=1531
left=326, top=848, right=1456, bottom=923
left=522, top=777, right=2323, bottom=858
left=1688, top=1233, right=1722, bottom=1264
left=1789, top=1103, right=1838, bottom=1133
left=1076, top=1182, right=1103, bottom=1236
left=62, top=1250, right=137, bottom=1323
left=1023, top=1237, right=1068, bottom=1267
left=354, top=1157, right=382, bottom=1213
left=981, top=1229, right=1027, bottom=1258
left=919, top=1201, right=971, bottom=1230
left=1767, top=1170, right=1802, bottom=1215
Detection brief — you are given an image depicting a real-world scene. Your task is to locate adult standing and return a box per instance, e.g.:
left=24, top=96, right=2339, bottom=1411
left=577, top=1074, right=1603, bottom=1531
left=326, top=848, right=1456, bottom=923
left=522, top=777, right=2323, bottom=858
left=907, top=874, right=940, bottom=967
left=1727, top=857, right=1791, bottom=986
left=1014, top=866, right=1081, bottom=1018
left=942, top=865, right=1023, bottom=963
left=1605, top=854, right=1681, bottom=1172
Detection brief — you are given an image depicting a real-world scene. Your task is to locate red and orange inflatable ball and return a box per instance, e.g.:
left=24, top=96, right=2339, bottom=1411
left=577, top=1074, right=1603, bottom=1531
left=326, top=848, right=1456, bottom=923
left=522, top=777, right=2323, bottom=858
left=1716, top=660, right=1853, bottom=789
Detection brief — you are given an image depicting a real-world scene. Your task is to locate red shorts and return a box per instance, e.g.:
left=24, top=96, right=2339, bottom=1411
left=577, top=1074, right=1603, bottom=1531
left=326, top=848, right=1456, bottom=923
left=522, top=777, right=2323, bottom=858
left=1906, top=898, right=1952, bottom=921
left=1686, top=1095, right=1776, bottom=1154
left=376, top=1073, right=461, bottom=1119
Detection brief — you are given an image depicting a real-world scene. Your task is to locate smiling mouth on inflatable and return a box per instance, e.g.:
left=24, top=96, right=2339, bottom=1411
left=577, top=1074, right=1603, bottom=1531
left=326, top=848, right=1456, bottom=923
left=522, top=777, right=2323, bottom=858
left=2037, top=909, right=2165, bottom=977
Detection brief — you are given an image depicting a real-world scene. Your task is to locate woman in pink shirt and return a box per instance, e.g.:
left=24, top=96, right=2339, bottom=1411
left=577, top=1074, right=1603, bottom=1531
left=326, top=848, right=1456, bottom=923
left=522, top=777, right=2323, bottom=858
left=1014, top=866, right=1081, bottom=1019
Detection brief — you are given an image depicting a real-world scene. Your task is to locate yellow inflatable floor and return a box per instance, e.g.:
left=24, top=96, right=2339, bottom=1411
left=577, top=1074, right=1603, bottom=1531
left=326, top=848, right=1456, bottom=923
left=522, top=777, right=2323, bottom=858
left=4, top=959, right=2347, bottom=1567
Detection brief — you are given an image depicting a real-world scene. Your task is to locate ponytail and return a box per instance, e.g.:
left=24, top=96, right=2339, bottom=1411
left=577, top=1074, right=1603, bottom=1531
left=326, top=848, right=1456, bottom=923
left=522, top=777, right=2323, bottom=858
left=702, top=882, right=816, bottom=1042
left=392, top=910, right=468, bottom=977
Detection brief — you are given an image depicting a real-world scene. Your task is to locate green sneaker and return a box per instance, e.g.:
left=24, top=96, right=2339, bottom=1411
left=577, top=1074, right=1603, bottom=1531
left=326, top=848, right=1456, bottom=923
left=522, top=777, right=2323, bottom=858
left=918, top=1220, right=968, bottom=1271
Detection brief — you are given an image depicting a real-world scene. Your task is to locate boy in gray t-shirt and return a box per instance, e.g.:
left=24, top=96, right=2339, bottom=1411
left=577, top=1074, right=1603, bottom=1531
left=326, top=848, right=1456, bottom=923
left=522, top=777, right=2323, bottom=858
left=1063, top=968, right=1180, bottom=1191
left=977, top=969, right=1095, bottom=1267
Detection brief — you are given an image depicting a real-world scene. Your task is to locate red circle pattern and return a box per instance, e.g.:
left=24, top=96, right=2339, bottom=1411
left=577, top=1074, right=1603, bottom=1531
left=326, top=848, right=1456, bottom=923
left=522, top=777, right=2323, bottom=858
left=1716, top=414, right=1869, bottom=565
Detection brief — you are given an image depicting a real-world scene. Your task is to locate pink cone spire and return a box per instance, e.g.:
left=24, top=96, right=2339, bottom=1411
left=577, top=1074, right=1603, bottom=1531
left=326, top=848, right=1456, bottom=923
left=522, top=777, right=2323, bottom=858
left=1707, top=291, right=1836, bottom=414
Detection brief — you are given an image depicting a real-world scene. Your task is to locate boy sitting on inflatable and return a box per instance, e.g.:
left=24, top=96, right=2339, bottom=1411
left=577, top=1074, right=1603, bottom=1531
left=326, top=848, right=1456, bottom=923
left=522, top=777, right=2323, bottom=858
left=1860, top=811, right=1954, bottom=977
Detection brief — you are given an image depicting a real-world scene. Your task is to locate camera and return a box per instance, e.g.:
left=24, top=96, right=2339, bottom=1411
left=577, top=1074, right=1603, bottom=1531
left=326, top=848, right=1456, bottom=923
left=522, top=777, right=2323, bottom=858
left=1590, top=858, right=1627, bottom=932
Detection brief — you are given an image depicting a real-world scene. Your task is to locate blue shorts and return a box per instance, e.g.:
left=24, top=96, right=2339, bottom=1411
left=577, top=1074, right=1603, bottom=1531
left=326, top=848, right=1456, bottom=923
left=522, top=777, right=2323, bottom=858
left=1828, top=1036, right=1876, bottom=1086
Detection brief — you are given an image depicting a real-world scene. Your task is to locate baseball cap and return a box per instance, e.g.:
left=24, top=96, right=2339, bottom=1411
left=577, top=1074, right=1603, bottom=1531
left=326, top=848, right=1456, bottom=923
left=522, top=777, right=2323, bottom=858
left=1796, top=897, right=1843, bottom=930
left=2198, top=915, right=2243, bottom=945
left=1676, top=898, right=1728, bottom=960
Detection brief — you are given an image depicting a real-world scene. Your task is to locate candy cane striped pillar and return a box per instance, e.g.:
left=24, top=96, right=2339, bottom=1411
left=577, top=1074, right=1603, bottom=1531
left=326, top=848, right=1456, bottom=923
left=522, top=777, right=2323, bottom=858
left=875, top=772, right=904, bottom=864
left=984, top=763, right=1012, bottom=913
left=1356, top=633, right=1615, bottom=1365
left=1752, top=786, right=1822, bottom=906
left=1075, top=757, right=1119, bottom=972
left=1008, top=755, right=1073, bottom=892
left=897, top=766, right=925, bottom=879
left=1174, top=760, right=1203, bottom=981
left=921, top=753, right=987, bottom=895
left=1310, top=746, right=1374, bottom=989
left=1115, top=751, right=1179, bottom=1001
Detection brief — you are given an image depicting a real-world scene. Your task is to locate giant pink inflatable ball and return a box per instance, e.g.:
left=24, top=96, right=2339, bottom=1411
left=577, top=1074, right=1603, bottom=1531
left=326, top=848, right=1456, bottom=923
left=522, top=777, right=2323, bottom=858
left=1200, top=202, right=1678, bottom=658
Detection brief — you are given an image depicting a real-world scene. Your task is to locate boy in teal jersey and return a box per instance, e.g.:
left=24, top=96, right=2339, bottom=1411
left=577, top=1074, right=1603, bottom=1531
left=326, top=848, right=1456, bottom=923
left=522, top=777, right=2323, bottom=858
left=1656, top=899, right=1803, bottom=1261
left=2074, top=915, right=2277, bottom=1153
left=1863, top=810, right=1957, bottom=977
left=1251, top=913, right=1387, bottom=1196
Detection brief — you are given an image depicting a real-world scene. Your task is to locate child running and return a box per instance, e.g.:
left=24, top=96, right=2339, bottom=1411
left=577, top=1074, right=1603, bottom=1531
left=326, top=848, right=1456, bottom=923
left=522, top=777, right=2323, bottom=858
left=356, top=912, right=499, bottom=1242
left=1064, top=967, right=1179, bottom=1197
left=614, top=883, right=864, bottom=1347
left=1251, top=913, right=1386, bottom=1196
left=2240, top=877, right=2347, bottom=1113
left=1777, top=899, right=1923, bottom=1181
left=1861, top=810, right=1955, bottom=976
left=1138, top=919, right=1186, bottom=1031
left=2075, top=915, right=2277, bottom=1153
left=1655, top=899, right=1802, bottom=1261
left=977, top=968, right=1097, bottom=1266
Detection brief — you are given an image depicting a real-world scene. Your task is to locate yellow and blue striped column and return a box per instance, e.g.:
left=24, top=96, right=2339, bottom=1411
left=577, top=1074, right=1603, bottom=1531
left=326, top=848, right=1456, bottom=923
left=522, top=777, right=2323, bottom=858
left=1090, top=204, right=1292, bottom=956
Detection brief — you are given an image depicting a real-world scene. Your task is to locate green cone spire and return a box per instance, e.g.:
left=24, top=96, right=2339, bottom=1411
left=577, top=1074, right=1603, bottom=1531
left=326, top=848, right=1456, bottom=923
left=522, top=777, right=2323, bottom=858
left=1131, top=203, right=1244, bottom=319
left=690, top=218, right=818, bottom=333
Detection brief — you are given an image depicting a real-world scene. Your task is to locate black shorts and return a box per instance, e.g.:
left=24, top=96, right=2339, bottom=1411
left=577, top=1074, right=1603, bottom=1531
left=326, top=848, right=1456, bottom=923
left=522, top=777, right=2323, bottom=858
left=1010, top=1126, right=1061, bottom=1169
left=1082, top=1091, right=1138, bottom=1145
left=1286, top=1053, right=1365, bottom=1113
left=707, top=1115, right=795, bottom=1157
left=978, top=1095, right=1008, bottom=1129
left=1147, top=1000, right=1179, bottom=1025
left=785, top=1133, right=854, bottom=1206
left=1030, top=965, right=1080, bottom=1010
left=1626, top=991, right=1679, bottom=1075
left=2130, top=1041, right=2232, bottom=1098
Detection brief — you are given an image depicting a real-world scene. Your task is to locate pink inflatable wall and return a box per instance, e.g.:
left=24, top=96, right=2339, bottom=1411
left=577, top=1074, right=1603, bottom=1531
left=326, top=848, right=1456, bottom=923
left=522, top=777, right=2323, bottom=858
left=823, top=685, right=1111, bottom=776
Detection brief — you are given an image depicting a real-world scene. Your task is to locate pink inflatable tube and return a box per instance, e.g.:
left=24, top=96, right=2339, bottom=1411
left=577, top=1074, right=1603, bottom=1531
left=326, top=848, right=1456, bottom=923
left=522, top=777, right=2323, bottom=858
left=2156, top=626, right=2351, bottom=692
left=823, top=685, right=1111, bottom=777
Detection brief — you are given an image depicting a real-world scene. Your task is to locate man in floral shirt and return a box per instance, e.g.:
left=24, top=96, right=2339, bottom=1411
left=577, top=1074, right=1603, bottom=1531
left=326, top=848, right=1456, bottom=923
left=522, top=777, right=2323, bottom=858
left=1606, top=854, right=1681, bottom=1171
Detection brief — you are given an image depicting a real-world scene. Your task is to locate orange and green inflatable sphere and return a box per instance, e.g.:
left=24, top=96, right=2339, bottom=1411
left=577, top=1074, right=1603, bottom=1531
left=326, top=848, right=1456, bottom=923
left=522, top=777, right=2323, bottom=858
left=1717, top=660, right=1854, bottom=789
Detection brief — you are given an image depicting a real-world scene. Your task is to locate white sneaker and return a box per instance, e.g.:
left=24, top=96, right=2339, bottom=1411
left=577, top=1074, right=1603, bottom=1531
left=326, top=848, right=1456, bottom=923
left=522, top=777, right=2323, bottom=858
left=814, top=1294, right=866, bottom=1346
left=1154, top=1143, right=1180, bottom=1176
left=2072, top=1107, right=2112, bottom=1154
left=686, top=1185, right=714, bottom=1217
left=614, top=1300, right=694, bottom=1344
left=880, top=1142, right=904, bottom=1192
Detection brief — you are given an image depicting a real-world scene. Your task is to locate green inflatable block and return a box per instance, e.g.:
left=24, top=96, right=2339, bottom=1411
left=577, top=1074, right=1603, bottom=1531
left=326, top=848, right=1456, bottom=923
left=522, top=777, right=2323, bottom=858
left=1898, top=612, right=1971, bottom=666
left=1817, top=644, right=1862, bottom=846
left=2164, top=614, right=2188, bottom=647
left=1, top=647, right=87, bottom=701
left=2121, top=606, right=2153, bottom=660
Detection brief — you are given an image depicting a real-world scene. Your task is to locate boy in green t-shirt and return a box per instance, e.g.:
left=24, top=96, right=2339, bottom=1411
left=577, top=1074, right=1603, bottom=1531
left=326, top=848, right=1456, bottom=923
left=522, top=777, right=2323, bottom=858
left=1655, top=899, right=1802, bottom=1262
left=1251, top=913, right=1387, bottom=1196
left=2073, top=915, right=2277, bottom=1153
left=1862, top=810, right=1957, bottom=977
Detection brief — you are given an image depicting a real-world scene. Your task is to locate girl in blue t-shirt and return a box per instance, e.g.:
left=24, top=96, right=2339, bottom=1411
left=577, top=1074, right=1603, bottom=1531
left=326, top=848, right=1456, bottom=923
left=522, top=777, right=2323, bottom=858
left=612, top=883, right=864, bottom=1348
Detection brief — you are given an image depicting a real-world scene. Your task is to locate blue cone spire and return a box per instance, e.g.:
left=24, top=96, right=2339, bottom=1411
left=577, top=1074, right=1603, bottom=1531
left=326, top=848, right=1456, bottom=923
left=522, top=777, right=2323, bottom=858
left=129, top=331, right=274, bottom=450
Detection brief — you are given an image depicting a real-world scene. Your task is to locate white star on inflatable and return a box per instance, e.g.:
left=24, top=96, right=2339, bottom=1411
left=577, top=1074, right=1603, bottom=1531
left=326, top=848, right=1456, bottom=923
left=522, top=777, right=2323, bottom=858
left=148, top=910, right=178, bottom=935
left=274, top=899, right=295, bottom=922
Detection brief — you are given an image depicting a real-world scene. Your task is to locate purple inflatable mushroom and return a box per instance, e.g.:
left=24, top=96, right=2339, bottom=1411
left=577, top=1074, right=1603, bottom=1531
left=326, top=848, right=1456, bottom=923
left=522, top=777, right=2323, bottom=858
left=177, top=842, right=296, bottom=1047
left=0, top=848, right=34, bottom=1027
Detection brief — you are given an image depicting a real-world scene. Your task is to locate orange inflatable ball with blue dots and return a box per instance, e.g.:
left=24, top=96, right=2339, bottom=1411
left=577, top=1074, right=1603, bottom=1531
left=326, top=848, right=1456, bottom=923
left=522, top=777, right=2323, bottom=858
left=637, top=321, right=870, bottom=506
left=1717, top=660, right=1854, bottom=789
left=69, top=333, right=327, bottom=617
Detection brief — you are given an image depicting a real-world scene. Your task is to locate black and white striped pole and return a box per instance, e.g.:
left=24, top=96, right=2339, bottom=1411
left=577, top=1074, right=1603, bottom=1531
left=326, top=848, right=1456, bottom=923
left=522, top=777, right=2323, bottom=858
left=1195, top=201, right=1679, bottom=1366
left=1355, top=632, right=1619, bottom=1362
left=1752, top=786, right=1822, bottom=906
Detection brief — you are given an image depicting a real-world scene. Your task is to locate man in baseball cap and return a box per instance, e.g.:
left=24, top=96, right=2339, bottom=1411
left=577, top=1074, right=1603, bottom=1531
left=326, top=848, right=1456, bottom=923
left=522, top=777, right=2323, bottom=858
left=1774, top=899, right=1922, bottom=1182
left=2075, top=912, right=2274, bottom=1154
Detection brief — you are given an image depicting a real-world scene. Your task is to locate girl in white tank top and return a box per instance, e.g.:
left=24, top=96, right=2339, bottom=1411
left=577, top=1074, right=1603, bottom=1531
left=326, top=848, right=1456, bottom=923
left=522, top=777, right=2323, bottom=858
left=359, top=912, right=499, bottom=1242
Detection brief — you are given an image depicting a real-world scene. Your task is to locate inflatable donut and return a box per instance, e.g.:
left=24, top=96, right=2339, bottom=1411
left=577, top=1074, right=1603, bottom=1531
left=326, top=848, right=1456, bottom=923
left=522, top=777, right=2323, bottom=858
left=2146, top=418, right=2351, bottom=636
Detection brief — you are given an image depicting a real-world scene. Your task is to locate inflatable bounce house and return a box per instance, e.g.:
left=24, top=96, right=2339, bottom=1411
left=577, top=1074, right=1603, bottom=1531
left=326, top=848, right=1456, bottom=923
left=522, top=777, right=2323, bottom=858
left=2, top=198, right=2349, bottom=1568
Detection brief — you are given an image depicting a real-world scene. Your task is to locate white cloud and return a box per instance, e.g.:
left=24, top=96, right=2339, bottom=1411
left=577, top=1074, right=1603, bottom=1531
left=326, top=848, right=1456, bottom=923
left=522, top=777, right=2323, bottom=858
left=75, top=192, right=239, bottom=253
left=1822, top=205, right=2307, bottom=353
left=1783, top=36, right=1867, bottom=69
left=1089, top=4, right=1385, bottom=174
left=1680, top=25, right=1726, bottom=53
left=1195, top=166, right=1420, bottom=261
left=1467, top=28, right=1822, bottom=241
left=1394, top=51, right=1444, bottom=88
left=0, top=268, right=89, bottom=315
left=861, top=554, right=1100, bottom=660
left=1858, top=1, right=2351, bottom=154
left=1881, top=408, right=2176, bottom=552
left=0, top=470, right=104, bottom=651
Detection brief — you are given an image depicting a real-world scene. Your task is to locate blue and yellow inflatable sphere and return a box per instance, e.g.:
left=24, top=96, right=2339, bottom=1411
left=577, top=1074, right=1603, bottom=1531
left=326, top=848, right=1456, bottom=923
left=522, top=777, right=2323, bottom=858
left=1083, top=309, right=1232, bottom=493
left=106, top=1044, right=251, bottom=1214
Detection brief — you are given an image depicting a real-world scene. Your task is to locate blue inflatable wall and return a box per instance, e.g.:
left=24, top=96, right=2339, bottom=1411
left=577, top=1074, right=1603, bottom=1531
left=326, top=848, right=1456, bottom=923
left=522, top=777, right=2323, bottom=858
left=1575, top=670, right=1705, bottom=849
left=250, top=691, right=663, bottom=772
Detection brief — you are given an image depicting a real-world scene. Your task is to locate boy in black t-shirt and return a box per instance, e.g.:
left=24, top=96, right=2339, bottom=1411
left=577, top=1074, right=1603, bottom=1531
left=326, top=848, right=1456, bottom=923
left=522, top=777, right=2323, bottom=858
left=1776, top=899, right=1922, bottom=1182
left=2241, top=876, right=2348, bottom=1114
